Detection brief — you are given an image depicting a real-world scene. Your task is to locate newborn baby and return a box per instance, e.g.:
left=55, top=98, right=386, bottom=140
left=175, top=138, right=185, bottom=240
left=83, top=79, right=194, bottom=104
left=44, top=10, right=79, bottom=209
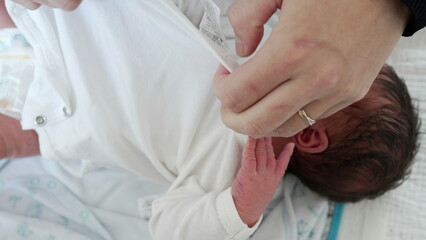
left=0, top=0, right=419, bottom=238
left=234, top=65, right=419, bottom=225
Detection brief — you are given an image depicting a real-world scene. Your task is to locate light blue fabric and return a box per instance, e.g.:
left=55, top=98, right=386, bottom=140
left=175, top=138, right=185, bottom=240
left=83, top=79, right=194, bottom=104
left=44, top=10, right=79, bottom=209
left=0, top=175, right=113, bottom=240
left=0, top=156, right=169, bottom=240
left=0, top=31, right=30, bottom=52
left=251, top=175, right=329, bottom=240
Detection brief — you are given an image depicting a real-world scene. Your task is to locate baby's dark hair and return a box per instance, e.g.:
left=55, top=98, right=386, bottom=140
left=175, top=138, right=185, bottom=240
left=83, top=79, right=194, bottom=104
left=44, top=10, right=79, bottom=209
left=288, top=65, right=421, bottom=202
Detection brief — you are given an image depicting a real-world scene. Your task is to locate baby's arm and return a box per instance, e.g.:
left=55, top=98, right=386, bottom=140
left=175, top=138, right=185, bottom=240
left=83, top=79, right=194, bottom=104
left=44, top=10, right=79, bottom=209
left=232, top=137, right=294, bottom=226
left=0, top=114, right=40, bottom=158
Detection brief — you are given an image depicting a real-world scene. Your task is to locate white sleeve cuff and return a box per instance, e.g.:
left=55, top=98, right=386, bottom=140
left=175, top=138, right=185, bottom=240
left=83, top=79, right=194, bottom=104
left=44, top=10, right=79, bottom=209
left=35, top=127, right=60, bottom=161
left=35, top=127, right=94, bottom=177
left=216, top=187, right=263, bottom=240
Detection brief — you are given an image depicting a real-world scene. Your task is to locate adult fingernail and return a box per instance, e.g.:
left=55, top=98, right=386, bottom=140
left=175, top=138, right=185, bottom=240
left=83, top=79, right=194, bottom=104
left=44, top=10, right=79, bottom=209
left=236, top=37, right=246, bottom=56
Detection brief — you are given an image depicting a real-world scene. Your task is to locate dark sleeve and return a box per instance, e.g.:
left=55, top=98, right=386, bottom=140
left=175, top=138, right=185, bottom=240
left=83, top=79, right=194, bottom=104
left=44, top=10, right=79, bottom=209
left=400, top=0, right=426, bottom=36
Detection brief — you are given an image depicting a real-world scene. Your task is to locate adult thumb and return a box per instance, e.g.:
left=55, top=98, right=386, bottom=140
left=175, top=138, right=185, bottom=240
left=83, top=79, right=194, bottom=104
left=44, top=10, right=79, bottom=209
left=227, top=0, right=281, bottom=57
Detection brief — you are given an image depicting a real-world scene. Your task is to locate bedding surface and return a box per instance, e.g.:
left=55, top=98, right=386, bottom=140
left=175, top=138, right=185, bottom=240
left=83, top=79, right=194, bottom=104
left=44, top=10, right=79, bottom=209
left=0, top=157, right=169, bottom=240
left=383, top=29, right=426, bottom=240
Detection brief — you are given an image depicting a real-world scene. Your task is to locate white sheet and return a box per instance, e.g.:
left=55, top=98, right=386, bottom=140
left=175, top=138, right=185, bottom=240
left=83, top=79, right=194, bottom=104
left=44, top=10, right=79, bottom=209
left=379, top=29, right=426, bottom=240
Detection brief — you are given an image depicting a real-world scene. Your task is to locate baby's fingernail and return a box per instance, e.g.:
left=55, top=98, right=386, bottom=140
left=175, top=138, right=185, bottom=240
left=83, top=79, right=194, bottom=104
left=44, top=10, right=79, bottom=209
left=236, top=37, right=246, bottom=56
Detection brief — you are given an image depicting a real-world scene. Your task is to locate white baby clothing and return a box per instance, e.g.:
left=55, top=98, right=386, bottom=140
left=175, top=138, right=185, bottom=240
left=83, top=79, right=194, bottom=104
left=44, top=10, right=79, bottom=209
left=5, top=0, right=328, bottom=239
left=6, top=0, right=260, bottom=239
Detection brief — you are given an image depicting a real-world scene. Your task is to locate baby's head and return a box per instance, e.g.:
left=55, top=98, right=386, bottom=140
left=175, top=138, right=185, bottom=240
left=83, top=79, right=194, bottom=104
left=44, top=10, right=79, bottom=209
left=282, top=65, right=420, bottom=202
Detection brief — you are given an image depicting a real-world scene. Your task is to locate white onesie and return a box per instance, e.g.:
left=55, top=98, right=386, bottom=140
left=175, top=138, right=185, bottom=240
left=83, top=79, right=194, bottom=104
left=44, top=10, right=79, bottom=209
left=7, top=0, right=261, bottom=239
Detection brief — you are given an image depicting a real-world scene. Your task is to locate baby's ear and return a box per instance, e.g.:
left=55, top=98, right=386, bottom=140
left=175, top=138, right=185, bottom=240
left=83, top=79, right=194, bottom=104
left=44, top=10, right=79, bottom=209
left=291, top=125, right=328, bottom=153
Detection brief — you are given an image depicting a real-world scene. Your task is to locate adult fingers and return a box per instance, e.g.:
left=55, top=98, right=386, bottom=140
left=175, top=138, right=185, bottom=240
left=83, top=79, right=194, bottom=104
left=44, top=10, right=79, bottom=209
left=24, top=0, right=82, bottom=10
left=218, top=44, right=371, bottom=138
left=11, top=0, right=41, bottom=10
left=213, top=46, right=293, bottom=114
left=46, top=0, right=82, bottom=11
left=267, top=99, right=345, bottom=137
left=32, top=0, right=53, bottom=7
left=267, top=88, right=367, bottom=137
left=316, top=99, right=357, bottom=119
left=220, top=75, right=320, bottom=137
left=227, top=0, right=281, bottom=57
left=221, top=72, right=365, bottom=138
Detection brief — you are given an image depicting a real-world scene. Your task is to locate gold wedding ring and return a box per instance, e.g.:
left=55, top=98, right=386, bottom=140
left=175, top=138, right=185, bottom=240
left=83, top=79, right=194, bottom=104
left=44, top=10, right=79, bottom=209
left=298, top=109, right=316, bottom=126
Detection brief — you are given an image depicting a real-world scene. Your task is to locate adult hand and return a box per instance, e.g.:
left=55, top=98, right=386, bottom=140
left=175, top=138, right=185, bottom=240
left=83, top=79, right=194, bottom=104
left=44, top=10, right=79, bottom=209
left=11, top=0, right=82, bottom=10
left=214, top=0, right=411, bottom=137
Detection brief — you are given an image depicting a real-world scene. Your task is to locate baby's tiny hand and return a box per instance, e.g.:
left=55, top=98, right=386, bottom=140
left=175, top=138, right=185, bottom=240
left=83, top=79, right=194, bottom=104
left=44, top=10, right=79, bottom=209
left=232, top=137, right=294, bottom=226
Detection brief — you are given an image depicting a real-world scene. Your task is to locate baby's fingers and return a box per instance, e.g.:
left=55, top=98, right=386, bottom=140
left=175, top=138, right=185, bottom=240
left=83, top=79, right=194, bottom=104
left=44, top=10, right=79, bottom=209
left=276, top=143, right=295, bottom=175
left=264, top=137, right=276, bottom=169
left=255, top=137, right=268, bottom=171
left=242, top=137, right=258, bottom=171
